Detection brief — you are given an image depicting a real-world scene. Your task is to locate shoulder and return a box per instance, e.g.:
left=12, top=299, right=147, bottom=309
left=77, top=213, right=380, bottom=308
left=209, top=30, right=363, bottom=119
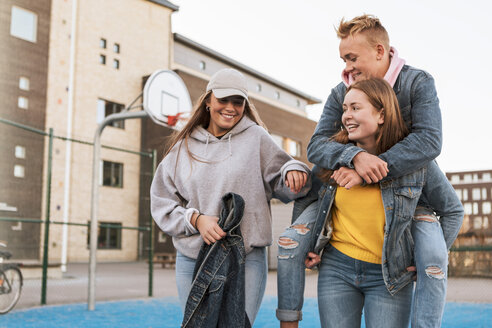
left=330, top=82, right=347, bottom=102
left=400, top=65, right=435, bottom=83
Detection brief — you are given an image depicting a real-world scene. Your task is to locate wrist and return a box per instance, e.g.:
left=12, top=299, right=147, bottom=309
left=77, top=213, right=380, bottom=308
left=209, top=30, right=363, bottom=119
left=193, top=213, right=203, bottom=229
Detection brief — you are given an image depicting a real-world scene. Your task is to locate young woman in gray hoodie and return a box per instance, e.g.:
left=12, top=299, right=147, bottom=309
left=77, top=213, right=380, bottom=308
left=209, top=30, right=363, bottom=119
left=150, top=68, right=311, bottom=324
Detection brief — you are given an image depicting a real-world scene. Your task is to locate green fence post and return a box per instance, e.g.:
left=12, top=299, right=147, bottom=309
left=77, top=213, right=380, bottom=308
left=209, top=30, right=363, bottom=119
left=41, top=128, right=54, bottom=305
left=148, top=149, right=157, bottom=297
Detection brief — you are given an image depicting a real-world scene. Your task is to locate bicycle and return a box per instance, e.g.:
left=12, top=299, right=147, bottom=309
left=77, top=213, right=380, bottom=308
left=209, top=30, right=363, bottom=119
left=0, top=242, right=23, bottom=314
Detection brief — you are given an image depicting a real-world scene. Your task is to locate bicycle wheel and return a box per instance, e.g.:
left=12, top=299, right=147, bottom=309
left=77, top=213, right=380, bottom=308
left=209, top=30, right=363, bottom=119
left=0, top=267, right=23, bottom=314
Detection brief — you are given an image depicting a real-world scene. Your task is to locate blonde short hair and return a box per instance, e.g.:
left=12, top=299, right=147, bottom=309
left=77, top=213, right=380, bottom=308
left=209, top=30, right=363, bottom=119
left=337, top=14, right=390, bottom=50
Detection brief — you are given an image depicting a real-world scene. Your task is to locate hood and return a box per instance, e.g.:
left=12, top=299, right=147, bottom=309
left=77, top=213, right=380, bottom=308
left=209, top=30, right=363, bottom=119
left=188, top=115, right=257, bottom=161
left=342, top=47, right=406, bottom=87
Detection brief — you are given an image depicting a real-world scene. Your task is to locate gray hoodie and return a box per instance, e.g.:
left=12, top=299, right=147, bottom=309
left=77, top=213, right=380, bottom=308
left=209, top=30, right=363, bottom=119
left=150, top=116, right=311, bottom=259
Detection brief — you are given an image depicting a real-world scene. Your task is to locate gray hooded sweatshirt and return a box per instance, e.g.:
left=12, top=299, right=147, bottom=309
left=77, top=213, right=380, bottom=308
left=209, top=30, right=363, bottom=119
left=150, top=116, right=311, bottom=259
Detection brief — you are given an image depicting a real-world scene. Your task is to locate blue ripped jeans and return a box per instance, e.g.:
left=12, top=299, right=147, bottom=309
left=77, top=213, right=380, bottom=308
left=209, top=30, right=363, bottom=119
left=276, top=204, right=448, bottom=328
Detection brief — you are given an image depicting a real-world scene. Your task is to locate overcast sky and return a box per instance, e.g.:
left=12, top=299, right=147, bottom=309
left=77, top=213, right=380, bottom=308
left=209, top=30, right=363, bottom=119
left=170, top=0, right=492, bottom=173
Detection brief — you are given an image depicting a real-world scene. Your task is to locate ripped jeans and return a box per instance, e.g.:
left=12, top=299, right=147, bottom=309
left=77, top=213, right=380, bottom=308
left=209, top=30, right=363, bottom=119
left=276, top=203, right=448, bottom=328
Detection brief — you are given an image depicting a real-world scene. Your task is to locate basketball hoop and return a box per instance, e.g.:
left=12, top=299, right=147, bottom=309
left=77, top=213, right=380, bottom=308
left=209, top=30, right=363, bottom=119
left=143, top=70, right=192, bottom=130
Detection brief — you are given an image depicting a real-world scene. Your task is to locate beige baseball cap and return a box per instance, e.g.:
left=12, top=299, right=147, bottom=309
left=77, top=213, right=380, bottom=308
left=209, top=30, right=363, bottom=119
left=206, top=68, right=248, bottom=100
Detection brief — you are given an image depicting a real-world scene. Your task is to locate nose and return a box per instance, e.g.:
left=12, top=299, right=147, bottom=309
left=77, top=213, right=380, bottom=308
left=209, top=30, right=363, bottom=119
left=224, top=101, right=235, bottom=110
left=342, top=110, right=352, bottom=121
left=345, top=61, right=354, bottom=72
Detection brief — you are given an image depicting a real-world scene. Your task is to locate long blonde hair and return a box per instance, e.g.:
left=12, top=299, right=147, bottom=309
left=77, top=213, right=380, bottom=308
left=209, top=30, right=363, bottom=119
left=164, top=91, right=266, bottom=162
left=318, top=78, right=408, bottom=182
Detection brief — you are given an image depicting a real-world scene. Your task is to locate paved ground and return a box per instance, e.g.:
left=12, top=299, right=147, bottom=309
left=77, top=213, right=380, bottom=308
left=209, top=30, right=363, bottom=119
left=15, top=262, right=492, bottom=309
left=4, top=262, right=492, bottom=327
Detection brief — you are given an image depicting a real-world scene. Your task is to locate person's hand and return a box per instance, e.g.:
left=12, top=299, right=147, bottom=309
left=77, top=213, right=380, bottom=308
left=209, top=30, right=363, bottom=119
left=305, top=252, right=321, bottom=268
left=285, top=170, right=308, bottom=193
left=331, top=167, right=363, bottom=189
left=194, top=214, right=226, bottom=245
left=352, top=152, right=389, bottom=184
left=407, top=266, right=417, bottom=281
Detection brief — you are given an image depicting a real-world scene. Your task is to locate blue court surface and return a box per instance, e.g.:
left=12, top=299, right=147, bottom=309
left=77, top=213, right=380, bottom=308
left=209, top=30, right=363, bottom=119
left=1, top=296, right=491, bottom=327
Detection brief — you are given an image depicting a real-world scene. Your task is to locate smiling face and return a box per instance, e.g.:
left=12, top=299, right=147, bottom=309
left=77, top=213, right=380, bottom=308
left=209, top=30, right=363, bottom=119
left=206, top=93, right=245, bottom=137
left=342, top=88, right=384, bottom=154
left=339, top=32, right=388, bottom=82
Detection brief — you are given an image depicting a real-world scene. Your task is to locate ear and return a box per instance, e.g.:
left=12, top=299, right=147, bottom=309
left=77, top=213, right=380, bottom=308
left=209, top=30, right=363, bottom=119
left=375, top=44, right=386, bottom=60
left=378, top=109, right=385, bottom=124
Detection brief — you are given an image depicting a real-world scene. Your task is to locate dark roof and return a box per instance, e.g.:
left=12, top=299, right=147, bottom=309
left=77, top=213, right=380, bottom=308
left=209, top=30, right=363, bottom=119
left=174, top=33, right=321, bottom=105
left=146, top=0, right=179, bottom=11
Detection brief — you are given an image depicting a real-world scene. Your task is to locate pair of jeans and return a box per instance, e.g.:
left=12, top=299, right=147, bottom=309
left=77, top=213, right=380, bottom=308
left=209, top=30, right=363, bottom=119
left=276, top=200, right=319, bottom=321
left=176, top=247, right=267, bottom=325
left=277, top=203, right=449, bottom=327
left=318, top=245, right=413, bottom=328
left=411, top=207, right=448, bottom=328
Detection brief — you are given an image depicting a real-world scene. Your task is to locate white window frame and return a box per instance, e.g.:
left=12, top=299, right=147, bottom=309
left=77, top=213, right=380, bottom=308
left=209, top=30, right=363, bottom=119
left=18, top=96, right=28, bottom=109
left=10, top=6, right=37, bottom=43
left=14, top=165, right=25, bottom=178
left=15, top=145, right=26, bottom=159
left=19, top=76, right=30, bottom=91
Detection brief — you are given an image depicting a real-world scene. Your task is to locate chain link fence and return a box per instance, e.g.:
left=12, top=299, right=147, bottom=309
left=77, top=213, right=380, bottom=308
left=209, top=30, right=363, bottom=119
left=1, top=117, right=160, bottom=309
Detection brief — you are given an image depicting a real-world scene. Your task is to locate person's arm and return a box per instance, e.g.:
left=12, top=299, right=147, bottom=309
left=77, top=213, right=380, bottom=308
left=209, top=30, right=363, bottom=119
left=422, top=162, right=464, bottom=249
left=259, top=131, right=311, bottom=203
left=307, top=85, right=365, bottom=170
left=379, top=72, right=442, bottom=179
left=150, top=162, right=199, bottom=237
left=309, top=73, right=442, bottom=183
left=151, top=162, right=226, bottom=244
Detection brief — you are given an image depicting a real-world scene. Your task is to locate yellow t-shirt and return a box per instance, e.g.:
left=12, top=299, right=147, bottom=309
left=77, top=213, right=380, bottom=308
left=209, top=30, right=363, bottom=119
left=330, top=184, right=385, bottom=264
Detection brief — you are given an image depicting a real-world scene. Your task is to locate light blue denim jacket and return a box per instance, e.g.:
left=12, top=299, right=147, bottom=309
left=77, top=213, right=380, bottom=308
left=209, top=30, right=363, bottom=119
left=307, top=65, right=442, bottom=179
left=309, top=161, right=463, bottom=295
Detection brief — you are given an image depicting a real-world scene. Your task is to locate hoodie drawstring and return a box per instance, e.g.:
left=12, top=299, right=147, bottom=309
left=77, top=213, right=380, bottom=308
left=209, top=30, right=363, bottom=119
left=228, top=134, right=232, bottom=156
left=204, top=134, right=210, bottom=155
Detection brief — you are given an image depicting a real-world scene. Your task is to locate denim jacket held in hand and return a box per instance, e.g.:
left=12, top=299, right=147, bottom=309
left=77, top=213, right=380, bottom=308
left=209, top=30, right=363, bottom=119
left=307, top=65, right=442, bottom=180
left=310, top=161, right=463, bottom=296
left=182, top=193, right=251, bottom=328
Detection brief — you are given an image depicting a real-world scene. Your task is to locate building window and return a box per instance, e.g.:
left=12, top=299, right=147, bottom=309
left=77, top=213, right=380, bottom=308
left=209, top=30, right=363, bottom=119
left=199, top=61, right=206, bottom=70
left=256, top=84, right=262, bottom=92
left=14, top=165, right=25, bottom=178
left=473, top=174, right=479, bottom=182
left=483, top=202, right=491, bottom=215
left=10, top=6, right=37, bottom=43
left=102, top=160, right=123, bottom=188
left=97, top=99, right=125, bottom=128
left=464, top=203, right=472, bottom=215
left=87, top=221, right=122, bottom=249
left=274, top=91, right=280, bottom=100
left=472, top=188, right=481, bottom=201
left=113, top=59, right=120, bottom=69
left=484, top=217, right=490, bottom=229
left=450, top=175, right=460, bottom=183
left=18, top=96, right=28, bottom=109
left=19, top=77, right=30, bottom=91
left=482, top=173, right=491, bottom=181
left=113, top=43, right=120, bottom=53
left=158, top=231, right=168, bottom=243
left=463, top=189, right=468, bottom=201
left=463, top=174, right=472, bottom=182
left=15, top=146, right=26, bottom=159
left=100, top=38, right=106, bottom=49
left=285, top=138, right=301, bottom=157
left=99, top=54, right=106, bottom=65
left=482, top=188, right=487, bottom=199
left=296, top=99, right=301, bottom=107
left=473, top=202, right=479, bottom=215
left=473, top=217, right=482, bottom=230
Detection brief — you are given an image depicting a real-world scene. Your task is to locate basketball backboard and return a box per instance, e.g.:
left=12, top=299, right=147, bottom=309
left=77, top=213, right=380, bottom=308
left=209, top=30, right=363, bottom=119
left=143, top=70, right=192, bottom=129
